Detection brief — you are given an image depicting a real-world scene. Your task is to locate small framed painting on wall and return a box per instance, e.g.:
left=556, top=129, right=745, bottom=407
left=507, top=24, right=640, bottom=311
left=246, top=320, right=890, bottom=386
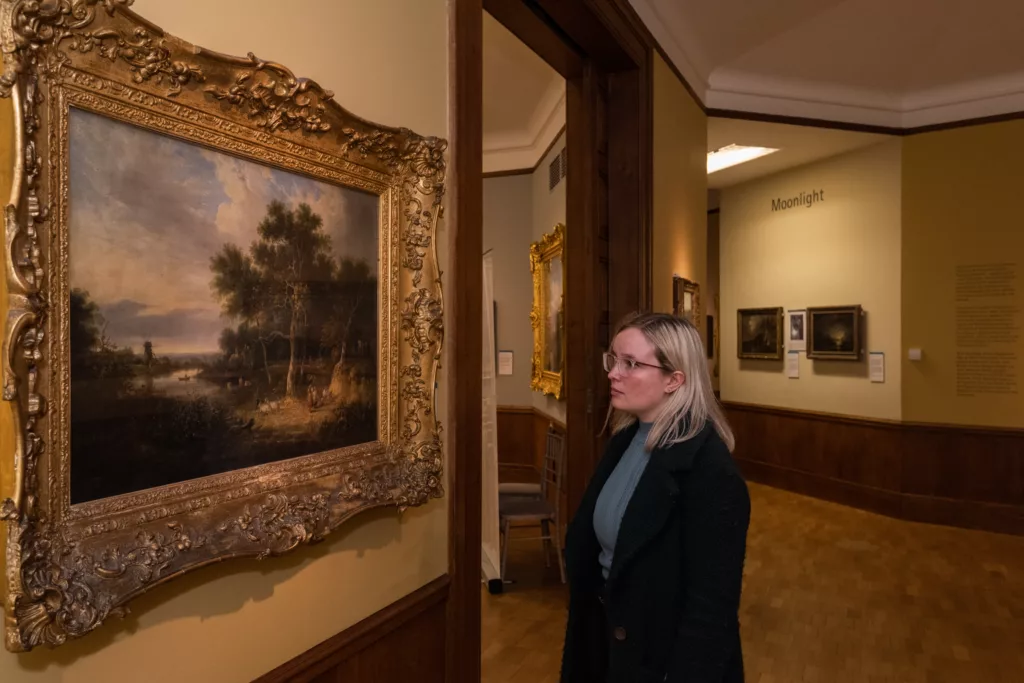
left=787, top=309, right=807, bottom=352
left=807, top=305, right=864, bottom=360
left=736, top=307, right=784, bottom=360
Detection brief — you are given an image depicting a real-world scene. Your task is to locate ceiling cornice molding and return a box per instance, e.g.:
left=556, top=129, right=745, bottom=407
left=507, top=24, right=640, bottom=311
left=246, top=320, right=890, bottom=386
left=483, top=80, right=566, bottom=174
left=705, top=67, right=1024, bottom=129
left=627, top=0, right=708, bottom=99
left=625, top=1, right=1024, bottom=131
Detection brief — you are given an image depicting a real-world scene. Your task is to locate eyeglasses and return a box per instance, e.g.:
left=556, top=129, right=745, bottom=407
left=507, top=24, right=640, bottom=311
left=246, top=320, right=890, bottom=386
left=602, top=352, right=665, bottom=374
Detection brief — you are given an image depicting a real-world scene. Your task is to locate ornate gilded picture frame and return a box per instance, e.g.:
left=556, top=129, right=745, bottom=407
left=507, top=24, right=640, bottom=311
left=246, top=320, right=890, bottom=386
left=0, top=1, right=445, bottom=652
left=529, top=223, right=565, bottom=400
left=672, top=276, right=700, bottom=328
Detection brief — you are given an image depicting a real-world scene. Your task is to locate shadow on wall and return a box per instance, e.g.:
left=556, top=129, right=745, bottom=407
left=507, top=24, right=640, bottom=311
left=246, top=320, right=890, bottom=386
left=740, top=359, right=785, bottom=374
left=9, top=503, right=414, bottom=671
left=810, top=358, right=869, bottom=379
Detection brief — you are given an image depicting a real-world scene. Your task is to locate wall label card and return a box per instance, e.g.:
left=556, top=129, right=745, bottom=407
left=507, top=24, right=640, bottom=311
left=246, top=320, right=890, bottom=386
left=870, top=351, right=885, bottom=383
left=787, top=351, right=800, bottom=378
left=498, top=350, right=514, bottom=376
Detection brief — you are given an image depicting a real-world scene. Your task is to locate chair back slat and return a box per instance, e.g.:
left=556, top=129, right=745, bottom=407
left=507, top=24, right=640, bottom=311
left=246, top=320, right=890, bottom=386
left=540, top=427, right=564, bottom=501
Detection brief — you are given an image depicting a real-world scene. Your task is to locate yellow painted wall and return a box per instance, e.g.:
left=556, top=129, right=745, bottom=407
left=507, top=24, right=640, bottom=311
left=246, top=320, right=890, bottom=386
left=719, top=140, right=903, bottom=420
left=0, top=1, right=450, bottom=681
left=652, top=54, right=707, bottom=327
left=902, top=120, right=1024, bottom=428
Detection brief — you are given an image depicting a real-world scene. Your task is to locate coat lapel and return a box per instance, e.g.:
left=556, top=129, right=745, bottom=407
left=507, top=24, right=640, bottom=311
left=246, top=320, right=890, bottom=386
left=605, top=423, right=712, bottom=587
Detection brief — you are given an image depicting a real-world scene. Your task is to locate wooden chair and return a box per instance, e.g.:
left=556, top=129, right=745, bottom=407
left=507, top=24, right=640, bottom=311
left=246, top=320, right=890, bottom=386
left=498, top=427, right=566, bottom=584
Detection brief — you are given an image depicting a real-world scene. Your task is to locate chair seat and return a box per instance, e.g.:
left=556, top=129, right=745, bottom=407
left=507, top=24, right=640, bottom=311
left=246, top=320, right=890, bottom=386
left=498, top=482, right=542, bottom=496
left=499, top=496, right=555, bottom=522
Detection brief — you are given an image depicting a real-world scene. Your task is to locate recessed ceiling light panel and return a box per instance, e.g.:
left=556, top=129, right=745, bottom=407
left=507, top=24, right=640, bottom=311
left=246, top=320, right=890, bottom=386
left=707, top=144, right=779, bottom=174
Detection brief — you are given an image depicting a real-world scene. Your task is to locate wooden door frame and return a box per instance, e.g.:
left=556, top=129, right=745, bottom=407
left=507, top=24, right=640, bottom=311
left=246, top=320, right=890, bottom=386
left=447, top=1, right=654, bottom=681
left=481, top=0, right=654, bottom=522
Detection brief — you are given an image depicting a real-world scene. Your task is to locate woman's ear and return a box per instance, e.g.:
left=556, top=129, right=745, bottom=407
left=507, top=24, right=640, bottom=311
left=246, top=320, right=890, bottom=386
left=665, top=370, right=685, bottom=394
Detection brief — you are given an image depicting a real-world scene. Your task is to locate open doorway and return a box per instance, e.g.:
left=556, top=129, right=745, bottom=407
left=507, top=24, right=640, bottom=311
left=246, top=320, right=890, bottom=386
left=480, top=8, right=568, bottom=596
left=469, top=2, right=658, bottom=681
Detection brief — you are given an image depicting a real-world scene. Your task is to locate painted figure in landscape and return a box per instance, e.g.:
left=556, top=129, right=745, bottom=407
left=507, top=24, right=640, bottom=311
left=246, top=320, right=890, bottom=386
left=68, top=109, right=380, bottom=504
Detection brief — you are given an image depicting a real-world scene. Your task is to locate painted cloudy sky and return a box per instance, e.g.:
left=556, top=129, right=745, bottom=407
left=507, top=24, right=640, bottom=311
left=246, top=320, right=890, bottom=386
left=68, top=108, right=379, bottom=355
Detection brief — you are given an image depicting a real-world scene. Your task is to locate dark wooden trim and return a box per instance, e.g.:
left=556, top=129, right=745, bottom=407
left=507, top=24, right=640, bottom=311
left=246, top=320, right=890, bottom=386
left=496, top=405, right=568, bottom=472
left=447, top=1, right=482, bottom=682
left=902, top=109, right=1024, bottom=135
left=605, top=0, right=704, bottom=111
left=489, top=0, right=652, bottom=524
left=483, top=0, right=584, bottom=78
left=483, top=167, right=533, bottom=179
left=253, top=576, right=450, bottom=683
left=723, top=401, right=1024, bottom=536
left=724, top=400, right=1024, bottom=436
left=707, top=107, right=903, bottom=136
left=640, top=51, right=654, bottom=311
left=534, top=0, right=636, bottom=71
left=497, top=404, right=536, bottom=415
left=707, top=207, right=720, bottom=215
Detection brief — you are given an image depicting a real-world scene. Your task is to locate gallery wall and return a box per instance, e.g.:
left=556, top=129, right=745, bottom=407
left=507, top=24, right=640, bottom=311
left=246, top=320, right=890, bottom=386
left=484, top=174, right=535, bottom=406
left=652, top=54, right=708, bottom=325
left=0, top=1, right=450, bottom=681
left=902, top=119, right=1024, bottom=429
left=719, top=139, right=903, bottom=421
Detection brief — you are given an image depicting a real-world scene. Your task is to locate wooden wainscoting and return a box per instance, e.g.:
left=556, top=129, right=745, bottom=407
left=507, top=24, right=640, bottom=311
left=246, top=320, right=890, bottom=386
left=254, top=576, right=448, bottom=683
left=496, top=406, right=567, bottom=473
left=723, top=402, right=1024, bottom=536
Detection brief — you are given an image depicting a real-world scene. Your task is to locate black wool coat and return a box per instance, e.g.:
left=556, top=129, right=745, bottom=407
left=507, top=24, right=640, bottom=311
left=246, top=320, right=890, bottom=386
left=560, top=419, right=751, bottom=683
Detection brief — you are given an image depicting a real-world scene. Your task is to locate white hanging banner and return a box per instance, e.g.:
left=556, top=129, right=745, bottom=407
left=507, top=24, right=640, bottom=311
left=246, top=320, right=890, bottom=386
left=481, top=252, right=501, bottom=583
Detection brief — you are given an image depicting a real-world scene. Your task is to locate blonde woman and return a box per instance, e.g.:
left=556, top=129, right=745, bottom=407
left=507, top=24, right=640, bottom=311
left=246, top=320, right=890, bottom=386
left=560, top=312, right=750, bottom=683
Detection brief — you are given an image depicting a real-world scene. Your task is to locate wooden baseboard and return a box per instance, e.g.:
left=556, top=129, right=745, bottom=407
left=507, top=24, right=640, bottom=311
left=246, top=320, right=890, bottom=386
left=724, top=402, right=1024, bottom=536
left=253, top=576, right=449, bottom=683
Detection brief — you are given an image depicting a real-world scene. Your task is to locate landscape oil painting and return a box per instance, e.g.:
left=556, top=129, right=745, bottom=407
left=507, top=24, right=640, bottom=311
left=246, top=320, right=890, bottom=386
left=807, top=305, right=863, bottom=360
left=68, top=108, right=380, bottom=504
left=736, top=307, right=784, bottom=360
left=544, top=255, right=564, bottom=374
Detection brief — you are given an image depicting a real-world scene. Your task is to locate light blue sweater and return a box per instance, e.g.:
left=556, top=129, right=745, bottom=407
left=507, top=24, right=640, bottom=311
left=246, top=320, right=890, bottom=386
left=593, top=422, right=653, bottom=580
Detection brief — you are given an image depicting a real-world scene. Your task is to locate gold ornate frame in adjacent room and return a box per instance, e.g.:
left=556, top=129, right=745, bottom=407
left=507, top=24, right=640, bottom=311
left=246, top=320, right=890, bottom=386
left=672, top=275, right=700, bottom=328
left=0, top=0, right=445, bottom=652
left=529, top=223, right=565, bottom=400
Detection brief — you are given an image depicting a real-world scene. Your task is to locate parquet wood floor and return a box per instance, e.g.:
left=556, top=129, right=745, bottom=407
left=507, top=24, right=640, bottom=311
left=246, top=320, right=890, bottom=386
left=482, top=482, right=1024, bottom=682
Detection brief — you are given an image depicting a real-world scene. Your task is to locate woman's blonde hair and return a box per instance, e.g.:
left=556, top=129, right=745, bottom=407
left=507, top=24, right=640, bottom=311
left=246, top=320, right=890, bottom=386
left=602, top=311, right=735, bottom=452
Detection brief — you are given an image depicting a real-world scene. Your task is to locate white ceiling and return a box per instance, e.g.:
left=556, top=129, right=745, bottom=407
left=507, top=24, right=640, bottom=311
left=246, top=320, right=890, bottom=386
left=630, top=0, right=1024, bottom=128
left=483, top=12, right=564, bottom=173
left=706, top=118, right=889, bottom=189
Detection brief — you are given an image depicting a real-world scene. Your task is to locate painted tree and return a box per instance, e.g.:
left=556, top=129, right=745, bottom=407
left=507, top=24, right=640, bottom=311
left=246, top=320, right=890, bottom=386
left=69, top=288, right=103, bottom=375
left=210, top=242, right=276, bottom=384
left=320, top=257, right=376, bottom=396
left=211, top=201, right=375, bottom=401
left=250, top=201, right=335, bottom=398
